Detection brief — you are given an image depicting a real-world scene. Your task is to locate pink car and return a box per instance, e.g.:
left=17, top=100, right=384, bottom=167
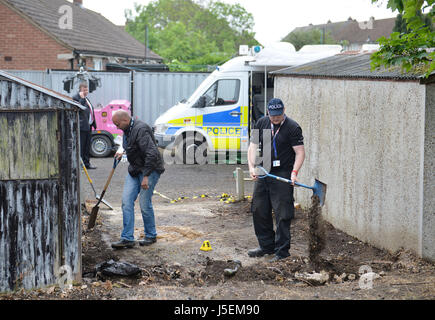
left=90, top=100, right=131, bottom=157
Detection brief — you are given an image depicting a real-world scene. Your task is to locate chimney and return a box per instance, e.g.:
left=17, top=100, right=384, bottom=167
left=73, top=0, right=83, bottom=7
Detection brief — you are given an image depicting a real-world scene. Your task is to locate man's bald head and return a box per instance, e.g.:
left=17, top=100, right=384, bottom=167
left=113, top=109, right=131, bottom=121
left=112, top=110, right=131, bottom=131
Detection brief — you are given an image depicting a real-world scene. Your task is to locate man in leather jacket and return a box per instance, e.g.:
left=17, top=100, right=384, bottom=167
left=110, top=110, right=165, bottom=249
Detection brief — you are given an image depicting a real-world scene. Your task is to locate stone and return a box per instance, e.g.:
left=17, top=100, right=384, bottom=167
left=295, top=270, right=329, bottom=286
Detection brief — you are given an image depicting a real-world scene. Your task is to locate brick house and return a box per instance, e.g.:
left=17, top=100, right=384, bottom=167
left=0, top=0, right=163, bottom=70
left=283, top=16, right=396, bottom=51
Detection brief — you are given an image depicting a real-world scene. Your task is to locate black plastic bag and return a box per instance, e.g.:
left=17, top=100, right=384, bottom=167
left=95, top=260, right=142, bottom=277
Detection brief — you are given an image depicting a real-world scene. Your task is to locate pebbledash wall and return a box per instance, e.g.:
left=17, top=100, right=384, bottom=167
left=273, top=53, right=434, bottom=261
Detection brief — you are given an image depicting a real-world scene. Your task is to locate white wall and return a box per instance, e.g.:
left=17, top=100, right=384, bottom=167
left=275, top=76, right=433, bottom=259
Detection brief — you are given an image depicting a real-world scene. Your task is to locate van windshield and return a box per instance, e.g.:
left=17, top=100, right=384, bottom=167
left=203, top=79, right=240, bottom=107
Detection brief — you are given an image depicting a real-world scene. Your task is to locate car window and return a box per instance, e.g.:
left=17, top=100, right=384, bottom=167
left=203, top=79, right=240, bottom=107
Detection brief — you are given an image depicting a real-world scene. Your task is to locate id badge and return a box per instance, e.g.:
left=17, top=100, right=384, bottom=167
left=273, top=160, right=281, bottom=167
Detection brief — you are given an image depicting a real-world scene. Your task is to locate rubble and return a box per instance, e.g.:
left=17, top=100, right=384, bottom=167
left=295, top=270, right=330, bottom=286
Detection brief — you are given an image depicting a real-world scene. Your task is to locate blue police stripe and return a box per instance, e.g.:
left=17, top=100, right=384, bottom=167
left=165, top=127, right=182, bottom=135
left=203, top=106, right=240, bottom=125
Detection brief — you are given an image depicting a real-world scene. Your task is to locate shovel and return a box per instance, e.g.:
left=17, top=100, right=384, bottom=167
left=256, top=166, right=327, bottom=206
left=79, top=157, right=113, bottom=210
left=88, top=158, right=120, bottom=230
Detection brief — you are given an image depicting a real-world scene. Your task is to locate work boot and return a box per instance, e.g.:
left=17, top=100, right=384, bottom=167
left=268, top=255, right=287, bottom=263
left=111, top=239, right=136, bottom=249
left=139, top=237, right=157, bottom=246
left=247, top=247, right=274, bottom=258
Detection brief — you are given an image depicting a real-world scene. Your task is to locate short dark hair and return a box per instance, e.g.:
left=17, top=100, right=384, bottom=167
left=79, top=81, right=88, bottom=91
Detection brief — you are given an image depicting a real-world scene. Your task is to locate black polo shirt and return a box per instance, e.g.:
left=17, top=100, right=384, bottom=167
left=251, top=116, right=304, bottom=173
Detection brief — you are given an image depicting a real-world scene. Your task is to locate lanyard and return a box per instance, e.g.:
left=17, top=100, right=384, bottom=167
left=124, top=118, right=135, bottom=145
left=127, top=118, right=134, bottom=135
left=271, top=117, right=286, bottom=158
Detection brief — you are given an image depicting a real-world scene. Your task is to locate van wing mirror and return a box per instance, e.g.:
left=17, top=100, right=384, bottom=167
left=193, top=96, right=206, bottom=108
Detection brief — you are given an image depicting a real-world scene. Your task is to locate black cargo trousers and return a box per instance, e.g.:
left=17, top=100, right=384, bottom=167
left=251, top=170, right=295, bottom=258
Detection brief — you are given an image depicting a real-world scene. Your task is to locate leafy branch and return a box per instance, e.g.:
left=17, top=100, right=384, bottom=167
left=370, top=0, right=435, bottom=77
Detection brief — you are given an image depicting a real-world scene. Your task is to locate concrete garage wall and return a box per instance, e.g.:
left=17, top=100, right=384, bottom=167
left=423, top=84, right=435, bottom=261
left=275, top=77, right=433, bottom=259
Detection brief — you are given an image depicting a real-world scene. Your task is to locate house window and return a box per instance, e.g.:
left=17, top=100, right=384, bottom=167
left=93, top=58, right=103, bottom=71
left=4, top=56, right=12, bottom=62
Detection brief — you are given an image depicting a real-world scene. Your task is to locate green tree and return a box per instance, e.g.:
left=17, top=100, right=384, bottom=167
left=394, top=11, right=434, bottom=33
left=124, top=0, right=258, bottom=71
left=393, top=13, right=408, bottom=32
left=207, top=1, right=257, bottom=47
left=371, top=0, right=435, bottom=77
left=282, top=28, right=337, bottom=51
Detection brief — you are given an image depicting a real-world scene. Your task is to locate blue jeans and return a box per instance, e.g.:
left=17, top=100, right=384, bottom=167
left=120, top=170, right=160, bottom=241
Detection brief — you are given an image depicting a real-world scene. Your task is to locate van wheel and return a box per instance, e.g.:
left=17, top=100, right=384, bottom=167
left=177, top=134, right=208, bottom=164
left=90, top=135, right=112, bottom=158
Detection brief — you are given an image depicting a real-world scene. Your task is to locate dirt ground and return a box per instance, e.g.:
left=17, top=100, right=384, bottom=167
left=1, top=158, right=434, bottom=300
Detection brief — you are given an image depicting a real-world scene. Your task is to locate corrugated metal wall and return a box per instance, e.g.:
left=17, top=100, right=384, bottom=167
left=133, top=72, right=209, bottom=125
left=3, top=70, right=52, bottom=89
left=50, top=71, right=132, bottom=108
left=0, top=77, right=81, bottom=292
left=6, top=70, right=210, bottom=125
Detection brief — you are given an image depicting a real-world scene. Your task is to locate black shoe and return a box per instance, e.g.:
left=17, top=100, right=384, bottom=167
left=111, top=239, right=136, bottom=249
left=86, top=164, right=97, bottom=170
left=268, top=255, right=287, bottom=263
left=139, top=237, right=157, bottom=246
left=248, top=247, right=274, bottom=257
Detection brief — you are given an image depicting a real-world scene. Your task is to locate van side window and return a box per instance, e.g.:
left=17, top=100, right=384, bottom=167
left=203, top=79, right=240, bottom=107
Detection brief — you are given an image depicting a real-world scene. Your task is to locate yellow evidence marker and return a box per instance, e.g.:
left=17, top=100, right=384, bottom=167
left=200, top=240, right=212, bottom=251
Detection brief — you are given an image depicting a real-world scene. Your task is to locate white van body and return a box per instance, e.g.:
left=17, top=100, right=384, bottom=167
left=153, top=43, right=342, bottom=162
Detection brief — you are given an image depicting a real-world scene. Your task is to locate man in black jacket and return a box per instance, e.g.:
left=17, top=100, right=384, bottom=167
left=72, top=82, right=97, bottom=169
left=110, top=110, right=165, bottom=249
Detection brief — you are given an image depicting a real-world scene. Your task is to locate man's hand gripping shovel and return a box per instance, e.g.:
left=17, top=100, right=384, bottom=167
left=256, top=166, right=327, bottom=206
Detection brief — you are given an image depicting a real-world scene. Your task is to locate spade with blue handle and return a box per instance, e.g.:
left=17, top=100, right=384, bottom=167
left=256, top=166, right=327, bottom=206
left=88, top=158, right=120, bottom=230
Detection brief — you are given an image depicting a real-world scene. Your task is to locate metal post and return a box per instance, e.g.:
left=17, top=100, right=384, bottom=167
left=130, top=71, right=134, bottom=116
left=235, top=167, right=245, bottom=201
left=264, top=66, right=267, bottom=116
left=145, top=25, right=149, bottom=63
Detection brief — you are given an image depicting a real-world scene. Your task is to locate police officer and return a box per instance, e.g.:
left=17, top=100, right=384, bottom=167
left=247, top=98, right=305, bottom=262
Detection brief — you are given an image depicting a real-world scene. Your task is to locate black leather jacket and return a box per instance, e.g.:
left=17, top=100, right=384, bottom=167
left=123, top=119, right=165, bottom=177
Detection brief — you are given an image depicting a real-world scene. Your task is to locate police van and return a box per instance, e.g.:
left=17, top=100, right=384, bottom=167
left=153, top=42, right=342, bottom=163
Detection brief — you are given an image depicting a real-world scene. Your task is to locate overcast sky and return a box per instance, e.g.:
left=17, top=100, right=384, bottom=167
left=73, top=0, right=397, bottom=46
